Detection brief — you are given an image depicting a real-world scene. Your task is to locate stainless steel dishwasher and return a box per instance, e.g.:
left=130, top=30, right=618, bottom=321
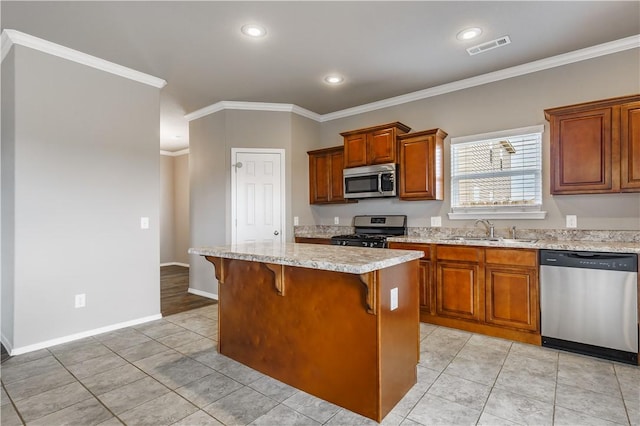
left=540, top=250, right=638, bottom=364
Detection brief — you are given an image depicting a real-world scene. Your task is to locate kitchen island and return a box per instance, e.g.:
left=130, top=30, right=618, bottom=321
left=189, top=243, right=423, bottom=422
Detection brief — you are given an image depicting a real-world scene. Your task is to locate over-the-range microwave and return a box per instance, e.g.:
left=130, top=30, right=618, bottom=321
left=343, top=163, right=397, bottom=199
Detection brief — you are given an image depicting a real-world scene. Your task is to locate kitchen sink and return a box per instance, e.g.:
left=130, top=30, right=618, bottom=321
left=443, top=236, right=537, bottom=243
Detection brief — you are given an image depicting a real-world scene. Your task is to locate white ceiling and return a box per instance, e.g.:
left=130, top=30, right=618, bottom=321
left=2, top=1, right=639, bottom=151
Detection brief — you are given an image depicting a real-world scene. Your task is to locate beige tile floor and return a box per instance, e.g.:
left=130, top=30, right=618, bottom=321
left=1, top=304, right=638, bottom=425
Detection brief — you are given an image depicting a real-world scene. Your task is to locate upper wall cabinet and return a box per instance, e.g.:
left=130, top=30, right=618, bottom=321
left=308, top=146, right=352, bottom=204
left=544, top=94, right=640, bottom=195
left=341, top=122, right=411, bottom=168
left=398, top=128, right=447, bottom=200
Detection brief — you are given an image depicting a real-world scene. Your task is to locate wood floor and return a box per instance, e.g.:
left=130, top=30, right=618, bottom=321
left=161, top=265, right=216, bottom=316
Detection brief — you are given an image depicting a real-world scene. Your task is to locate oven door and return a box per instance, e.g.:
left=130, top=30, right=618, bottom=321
left=343, top=164, right=396, bottom=199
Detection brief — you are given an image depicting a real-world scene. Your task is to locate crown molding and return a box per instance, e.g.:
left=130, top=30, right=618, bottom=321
left=1, top=29, right=167, bottom=89
left=185, top=100, right=321, bottom=122
left=185, top=34, right=639, bottom=124
left=160, top=148, right=189, bottom=157
left=320, top=34, right=640, bottom=122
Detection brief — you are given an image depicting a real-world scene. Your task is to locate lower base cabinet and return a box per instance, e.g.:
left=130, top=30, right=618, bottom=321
left=485, top=248, right=539, bottom=332
left=389, top=242, right=540, bottom=345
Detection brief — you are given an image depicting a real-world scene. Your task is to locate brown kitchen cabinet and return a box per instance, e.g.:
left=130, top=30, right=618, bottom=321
left=484, top=248, right=539, bottom=332
left=435, top=246, right=482, bottom=322
left=390, top=241, right=541, bottom=345
left=621, top=101, right=640, bottom=191
left=308, top=146, right=352, bottom=204
left=294, top=237, right=332, bottom=245
left=398, top=128, right=447, bottom=200
left=388, top=242, right=434, bottom=314
left=341, top=122, right=411, bottom=168
left=544, top=94, right=640, bottom=194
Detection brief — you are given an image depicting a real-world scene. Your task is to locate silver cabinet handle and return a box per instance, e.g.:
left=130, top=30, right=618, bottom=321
left=274, top=230, right=280, bottom=236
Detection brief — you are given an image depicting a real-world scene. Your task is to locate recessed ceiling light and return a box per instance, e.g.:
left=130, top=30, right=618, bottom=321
left=241, top=24, right=266, bottom=38
left=457, top=27, right=482, bottom=41
left=324, top=75, right=344, bottom=85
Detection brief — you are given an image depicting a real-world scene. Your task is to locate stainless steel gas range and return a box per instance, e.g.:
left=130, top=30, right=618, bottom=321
left=330, top=215, right=407, bottom=248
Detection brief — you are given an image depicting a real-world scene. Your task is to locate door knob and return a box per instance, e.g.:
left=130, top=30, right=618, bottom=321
left=274, top=230, right=280, bottom=236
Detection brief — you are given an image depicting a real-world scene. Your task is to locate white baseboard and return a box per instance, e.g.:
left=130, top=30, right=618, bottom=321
left=1, top=332, right=14, bottom=355
left=160, top=262, right=190, bottom=267
left=188, top=287, right=218, bottom=300
left=6, top=313, right=162, bottom=356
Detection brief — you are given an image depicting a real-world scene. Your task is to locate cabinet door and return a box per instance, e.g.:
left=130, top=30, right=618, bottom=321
left=436, top=261, right=481, bottom=321
left=485, top=265, right=539, bottom=332
left=621, top=101, right=640, bottom=191
left=387, top=242, right=433, bottom=314
left=549, top=107, right=615, bottom=194
left=344, top=133, right=368, bottom=168
left=399, top=134, right=444, bottom=200
left=419, top=260, right=434, bottom=313
left=367, top=128, right=397, bottom=165
left=329, top=149, right=346, bottom=201
left=309, top=152, right=330, bottom=204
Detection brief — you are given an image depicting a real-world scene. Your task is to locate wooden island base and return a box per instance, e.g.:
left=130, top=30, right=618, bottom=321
left=204, top=256, right=419, bottom=422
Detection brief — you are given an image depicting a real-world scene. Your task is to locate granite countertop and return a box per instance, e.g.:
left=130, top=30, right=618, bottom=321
left=189, top=242, right=424, bottom=274
left=386, top=236, right=640, bottom=254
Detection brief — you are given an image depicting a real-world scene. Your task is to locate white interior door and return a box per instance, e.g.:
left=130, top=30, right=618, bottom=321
left=232, top=149, right=285, bottom=244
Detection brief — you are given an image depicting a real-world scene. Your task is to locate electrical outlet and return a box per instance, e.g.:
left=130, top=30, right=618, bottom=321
left=390, top=288, right=398, bottom=311
left=140, top=217, right=150, bottom=229
left=75, top=293, right=86, bottom=308
left=430, top=216, right=442, bottom=227
left=334, top=216, right=339, bottom=225
left=294, top=216, right=299, bottom=226
left=566, top=215, right=577, bottom=228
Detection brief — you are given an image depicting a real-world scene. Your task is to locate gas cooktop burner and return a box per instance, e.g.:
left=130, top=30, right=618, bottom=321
left=330, top=215, right=407, bottom=248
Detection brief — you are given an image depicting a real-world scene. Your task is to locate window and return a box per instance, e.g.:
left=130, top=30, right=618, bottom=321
left=449, top=125, right=546, bottom=219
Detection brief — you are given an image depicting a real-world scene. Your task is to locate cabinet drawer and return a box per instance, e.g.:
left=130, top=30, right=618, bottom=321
left=436, top=245, right=481, bottom=262
left=388, top=243, right=430, bottom=259
left=485, top=248, right=537, bottom=267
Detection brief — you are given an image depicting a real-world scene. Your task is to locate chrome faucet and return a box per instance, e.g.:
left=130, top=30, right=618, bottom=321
left=475, top=219, right=495, bottom=238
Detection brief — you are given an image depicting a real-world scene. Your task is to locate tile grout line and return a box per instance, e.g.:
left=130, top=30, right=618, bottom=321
left=1, top=379, right=28, bottom=425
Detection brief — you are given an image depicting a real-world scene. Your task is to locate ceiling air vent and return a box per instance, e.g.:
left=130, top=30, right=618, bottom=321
left=466, top=36, right=511, bottom=56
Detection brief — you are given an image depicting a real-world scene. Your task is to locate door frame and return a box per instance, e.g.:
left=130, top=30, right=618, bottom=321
left=230, top=148, right=286, bottom=244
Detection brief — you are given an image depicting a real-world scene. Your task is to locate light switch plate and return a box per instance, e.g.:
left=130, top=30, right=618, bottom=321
left=140, top=217, right=150, bottom=229
left=430, top=216, right=442, bottom=227
left=390, top=287, right=398, bottom=311
left=75, top=294, right=86, bottom=308
left=566, top=215, right=577, bottom=228
left=294, top=216, right=299, bottom=226
left=334, top=216, right=339, bottom=225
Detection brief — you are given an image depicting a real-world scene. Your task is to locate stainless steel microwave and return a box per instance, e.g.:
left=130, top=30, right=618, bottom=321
left=343, top=163, right=397, bottom=199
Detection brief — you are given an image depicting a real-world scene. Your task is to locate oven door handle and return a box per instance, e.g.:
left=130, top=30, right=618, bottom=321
left=377, top=173, right=383, bottom=193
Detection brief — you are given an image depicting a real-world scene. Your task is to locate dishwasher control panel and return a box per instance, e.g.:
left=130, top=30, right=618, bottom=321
left=540, top=250, right=637, bottom=272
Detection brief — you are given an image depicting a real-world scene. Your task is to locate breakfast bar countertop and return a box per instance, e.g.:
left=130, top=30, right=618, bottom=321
left=188, top=242, right=423, bottom=274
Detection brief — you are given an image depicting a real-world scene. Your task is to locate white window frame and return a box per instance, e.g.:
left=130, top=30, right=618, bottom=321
left=448, top=124, right=547, bottom=220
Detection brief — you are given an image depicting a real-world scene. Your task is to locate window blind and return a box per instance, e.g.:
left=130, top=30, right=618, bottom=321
left=451, top=131, right=542, bottom=211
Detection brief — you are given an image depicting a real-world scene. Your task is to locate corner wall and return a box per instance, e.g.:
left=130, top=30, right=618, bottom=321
left=2, top=44, right=161, bottom=352
left=189, top=110, right=319, bottom=297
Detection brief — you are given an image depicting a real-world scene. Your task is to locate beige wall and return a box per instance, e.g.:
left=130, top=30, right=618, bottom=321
left=160, top=155, right=175, bottom=263
left=296, top=49, right=640, bottom=231
left=174, top=154, right=190, bottom=264
left=160, top=153, right=190, bottom=265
